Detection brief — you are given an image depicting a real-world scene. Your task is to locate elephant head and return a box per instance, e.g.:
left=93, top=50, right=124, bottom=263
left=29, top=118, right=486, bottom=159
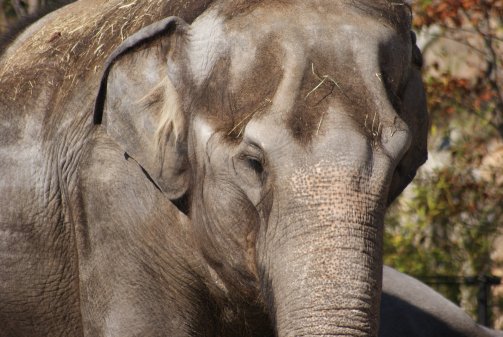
left=93, top=1, right=427, bottom=336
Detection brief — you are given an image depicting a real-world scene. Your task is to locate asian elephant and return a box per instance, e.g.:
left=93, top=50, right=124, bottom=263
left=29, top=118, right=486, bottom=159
left=381, top=267, right=503, bottom=337
left=0, top=0, right=430, bottom=336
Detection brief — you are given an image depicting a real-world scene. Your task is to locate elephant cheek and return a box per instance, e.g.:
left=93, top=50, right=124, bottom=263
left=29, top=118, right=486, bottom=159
left=260, top=165, right=386, bottom=337
left=194, top=179, right=262, bottom=298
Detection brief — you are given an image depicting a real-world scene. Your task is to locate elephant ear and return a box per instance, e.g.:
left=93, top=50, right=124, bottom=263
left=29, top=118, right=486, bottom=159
left=387, top=32, right=428, bottom=205
left=94, top=17, right=190, bottom=200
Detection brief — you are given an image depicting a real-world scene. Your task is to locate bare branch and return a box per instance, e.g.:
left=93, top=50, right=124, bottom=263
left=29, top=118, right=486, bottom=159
left=425, top=33, right=486, bottom=55
left=460, top=5, right=503, bottom=137
left=10, top=0, right=26, bottom=18
left=435, top=23, right=503, bottom=45
left=26, top=0, right=39, bottom=15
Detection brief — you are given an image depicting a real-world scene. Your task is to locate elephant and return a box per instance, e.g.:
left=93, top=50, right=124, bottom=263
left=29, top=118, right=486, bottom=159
left=380, top=267, right=503, bottom=337
left=0, top=0, right=433, bottom=336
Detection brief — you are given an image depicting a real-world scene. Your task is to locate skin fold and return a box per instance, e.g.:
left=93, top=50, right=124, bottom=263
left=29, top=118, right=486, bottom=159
left=3, top=0, right=482, bottom=336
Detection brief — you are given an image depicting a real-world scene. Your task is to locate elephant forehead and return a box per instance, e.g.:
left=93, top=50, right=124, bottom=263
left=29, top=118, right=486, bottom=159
left=225, top=9, right=383, bottom=83
left=190, top=0, right=409, bottom=87
left=190, top=1, right=410, bottom=143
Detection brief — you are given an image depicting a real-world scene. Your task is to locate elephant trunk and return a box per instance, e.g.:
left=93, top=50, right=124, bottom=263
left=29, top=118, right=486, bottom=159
left=263, top=167, right=386, bottom=337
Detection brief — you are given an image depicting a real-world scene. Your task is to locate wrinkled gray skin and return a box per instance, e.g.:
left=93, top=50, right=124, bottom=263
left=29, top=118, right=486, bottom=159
left=0, top=0, right=436, bottom=336
left=380, top=267, right=502, bottom=337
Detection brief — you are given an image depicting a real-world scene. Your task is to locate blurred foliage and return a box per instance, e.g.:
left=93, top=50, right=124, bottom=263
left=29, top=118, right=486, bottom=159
left=385, top=0, right=503, bottom=326
left=413, top=0, right=503, bottom=28
left=0, top=0, right=65, bottom=34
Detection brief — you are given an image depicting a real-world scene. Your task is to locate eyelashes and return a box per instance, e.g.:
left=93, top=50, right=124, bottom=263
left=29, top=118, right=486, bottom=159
left=244, top=156, right=264, bottom=175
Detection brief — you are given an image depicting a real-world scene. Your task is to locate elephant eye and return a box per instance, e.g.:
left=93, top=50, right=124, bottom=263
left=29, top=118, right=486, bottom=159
left=245, top=156, right=264, bottom=175
left=233, top=151, right=267, bottom=205
left=234, top=142, right=267, bottom=188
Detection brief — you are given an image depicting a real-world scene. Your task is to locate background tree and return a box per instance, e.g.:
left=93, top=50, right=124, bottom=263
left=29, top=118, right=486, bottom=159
left=0, top=0, right=71, bottom=34
left=384, top=0, right=503, bottom=328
